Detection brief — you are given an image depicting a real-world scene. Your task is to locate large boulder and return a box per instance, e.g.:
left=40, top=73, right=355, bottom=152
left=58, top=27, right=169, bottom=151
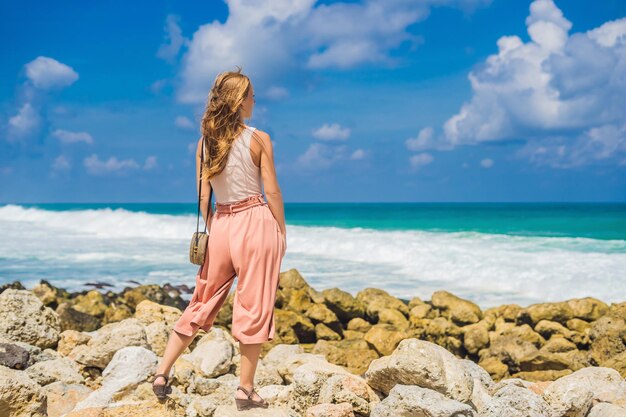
left=67, top=318, right=150, bottom=369
left=481, top=384, right=551, bottom=417
left=370, top=384, right=475, bottom=417
left=355, top=288, right=409, bottom=322
left=0, top=289, right=61, bottom=349
left=566, top=297, right=609, bottom=321
left=364, top=338, right=474, bottom=403
left=321, top=288, right=365, bottom=322
left=516, top=302, right=575, bottom=326
left=0, top=365, right=47, bottom=417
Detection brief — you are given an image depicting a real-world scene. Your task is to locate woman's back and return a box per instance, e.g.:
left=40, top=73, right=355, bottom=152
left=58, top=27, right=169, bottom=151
left=209, top=125, right=263, bottom=204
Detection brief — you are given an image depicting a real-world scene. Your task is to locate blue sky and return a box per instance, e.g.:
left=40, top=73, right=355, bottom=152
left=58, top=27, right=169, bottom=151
left=1, top=0, right=625, bottom=203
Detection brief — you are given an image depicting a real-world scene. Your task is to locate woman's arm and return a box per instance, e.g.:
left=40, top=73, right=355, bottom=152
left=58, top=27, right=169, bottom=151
left=196, top=137, right=213, bottom=230
left=251, top=130, right=286, bottom=236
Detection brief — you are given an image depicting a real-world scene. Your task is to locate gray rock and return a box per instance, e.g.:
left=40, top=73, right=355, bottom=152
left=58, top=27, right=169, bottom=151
left=480, top=384, right=551, bottom=417
left=25, top=356, right=84, bottom=386
left=0, top=364, right=47, bottom=417
left=364, top=338, right=474, bottom=403
left=70, top=346, right=158, bottom=412
left=67, top=317, right=149, bottom=369
left=0, top=289, right=61, bottom=349
left=371, top=384, right=475, bottom=417
left=587, top=403, right=626, bottom=417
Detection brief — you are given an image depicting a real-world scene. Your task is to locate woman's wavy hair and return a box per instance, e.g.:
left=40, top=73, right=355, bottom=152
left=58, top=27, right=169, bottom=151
left=200, top=66, right=251, bottom=180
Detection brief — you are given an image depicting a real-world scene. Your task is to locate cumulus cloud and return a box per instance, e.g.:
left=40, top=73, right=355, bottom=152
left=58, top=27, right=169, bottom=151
left=7, top=103, right=41, bottom=140
left=157, top=15, right=187, bottom=63
left=173, top=0, right=492, bottom=103
left=52, top=129, right=94, bottom=144
left=296, top=142, right=346, bottom=169
left=350, top=148, right=366, bottom=160
left=312, top=122, right=351, bottom=141
left=409, top=152, right=434, bottom=169
left=83, top=154, right=156, bottom=176
left=416, top=0, right=626, bottom=168
left=480, top=158, right=494, bottom=168
left=265, top=86, right=290, bottom=100
left=25, top=56, right=79, bottom=90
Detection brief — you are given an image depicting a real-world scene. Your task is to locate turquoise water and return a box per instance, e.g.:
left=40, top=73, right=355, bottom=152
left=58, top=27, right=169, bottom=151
left=21, top=202, right=626, bottom=240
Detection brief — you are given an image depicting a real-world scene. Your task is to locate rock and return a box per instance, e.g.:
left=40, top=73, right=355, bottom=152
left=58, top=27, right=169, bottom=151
left=423, top=317, right=465, bottom=356
left=305, top=402, right=355, bottom=417
left=518, top=345, right=589, bottom=372
left=289, top=359, right=352, bottom=414
left=279, top=268, right=311, bottom=290
left=72, top=290, right=109, bottom=318
left=517, top=301, right=575, bottom=326
left=57, top=330, right=91, bottom=357
left=589, top=316, right=626, bottom=365
left=478, top=356, right=509, bottom=381
left=70, top=346, right=158, bottom=412
left=183, top=328, right=234, bottom=378
left=0, top=342, right=30, bottom=369
left=346, top=318, right=371, bottom=332
left=566, top=318, right=591, bottom=333
left=377, top=308, right=409, bottom=330
left=274, top=309, right=316, bottom=344
left=68, top=318, right=150, bottom=369
left=542, top=367, right=626, bottom=411
left=306, top=303, right=340, bottom=326
left=31, top=280, right=71, bottom=309
left=364, top=338, right=474, bottom=403
left=604, top=350, right=626, bottom=378
left=42, top=381, right=93, bottom=417
left=321, top=288, right=365, bottom=323
left=481, top=384, right=551, bottom=417
left=285, top=288, right=315, bottom=314
left=25, top=356, right=85, bottom=386
left=317, top=373, right=380, bottom=416
left=55, top=302, right=102, bottom=332
left=133, top=299, right=183, bottom=327
left=314, top=323, right=342, bottom=341
left=567, top=297, right=609, bottom=321
left=0, top=364, right=47, bottom=417
left=462, top=320, right=491, bottom=355
left=479, top=323, right=545, bottom=372
left=458, top=358, right=494, bottom=413
left=355, top=288, right=409, bottom=322
left=363, top=324, right=406, bottom=356
left=0, top=289, right=61, bottom=349
left=312, top=339, right=379, bottom=375
left=119, top=284, right=187, bottom=311
left=511, top=369, right=573, bottom=382
left=587, top=402, right=626, bottom=417
left=370, top=384, right=475, bottom=417
left=431, top=290, right=483, bottom=325
left=534, top=320, right=573, bottom=340
left=408, top=302, right=434, bottom=321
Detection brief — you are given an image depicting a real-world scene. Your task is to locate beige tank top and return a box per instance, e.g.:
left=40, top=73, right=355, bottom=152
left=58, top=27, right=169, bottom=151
left=209, top=125, right=262, bottom=204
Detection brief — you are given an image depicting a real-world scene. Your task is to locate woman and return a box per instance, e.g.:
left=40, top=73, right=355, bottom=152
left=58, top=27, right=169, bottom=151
left=151, top=67, right=287, bottom=411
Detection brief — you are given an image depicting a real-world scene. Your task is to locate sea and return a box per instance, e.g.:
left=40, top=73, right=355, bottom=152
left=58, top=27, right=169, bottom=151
left=1, top=202, right=624, bottom=310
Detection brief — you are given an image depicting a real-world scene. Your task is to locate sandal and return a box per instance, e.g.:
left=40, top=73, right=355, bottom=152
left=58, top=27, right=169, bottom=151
left=152, top=373, right=172, bottom=399
left=235, top=385, right=269, bottom=410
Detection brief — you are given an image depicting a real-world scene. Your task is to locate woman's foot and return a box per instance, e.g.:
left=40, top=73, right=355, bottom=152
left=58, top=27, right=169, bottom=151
left=152, top=373, right=172, bottom=399
left=235, top=384, right=264, bottom=402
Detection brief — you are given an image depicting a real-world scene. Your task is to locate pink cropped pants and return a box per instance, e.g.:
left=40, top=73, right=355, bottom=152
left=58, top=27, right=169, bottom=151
left=173, top=193, right=285, bottom=343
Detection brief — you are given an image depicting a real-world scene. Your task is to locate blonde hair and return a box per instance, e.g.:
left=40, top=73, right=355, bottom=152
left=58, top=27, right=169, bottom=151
left=200, top=66, right=251, bottom=181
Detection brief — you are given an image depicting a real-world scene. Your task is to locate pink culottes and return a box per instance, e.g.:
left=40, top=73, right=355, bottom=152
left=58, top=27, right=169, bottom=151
left=173, top=193, right=285, bottom=343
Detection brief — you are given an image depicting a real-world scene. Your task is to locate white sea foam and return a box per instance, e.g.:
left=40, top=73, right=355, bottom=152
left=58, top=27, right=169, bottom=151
left=1, top=204, right=624, bottom=309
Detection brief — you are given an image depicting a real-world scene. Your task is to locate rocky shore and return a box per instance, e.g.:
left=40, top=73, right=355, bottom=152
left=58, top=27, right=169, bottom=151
left=0, top=268, right=625, bottom=416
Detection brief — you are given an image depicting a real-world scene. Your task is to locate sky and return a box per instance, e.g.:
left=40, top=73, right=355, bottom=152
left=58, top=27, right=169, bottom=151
left=1, top=0, right=625, bottom=203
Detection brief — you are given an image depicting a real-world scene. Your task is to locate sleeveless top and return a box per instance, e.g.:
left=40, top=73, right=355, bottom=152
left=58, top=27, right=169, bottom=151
left=208, top=125, right=263, bottom=204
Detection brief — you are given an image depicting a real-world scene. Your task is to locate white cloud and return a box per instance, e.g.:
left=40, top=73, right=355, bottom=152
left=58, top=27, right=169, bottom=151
left=83, top=154, right=141, bottom=176
left=312, top=122, right=351, bottom=141
left=296, top=142, right=345, bottom=169
left=157, top=15, right=187, bottom=63
left=480, top=158, right=494, bottom=168
left=417, top=0, right=626, bottom=168
left=265, top=86, right=289, bottom=100
left=24, top=56, right=78, bottom=90
left=143, top=156, right=158, bottom=170
left=350, top=148, right=366, bottom=160
left=52, top=155, right=71, bottom=171
left=7, top=103, right=40, bottom=140
left=409, top=153, right=434, bottom=169
left=52, top=129, right=94, bottom=144
left=174, top=0, right=493, bottom=103
left=175, top=115, right=196, bottom=130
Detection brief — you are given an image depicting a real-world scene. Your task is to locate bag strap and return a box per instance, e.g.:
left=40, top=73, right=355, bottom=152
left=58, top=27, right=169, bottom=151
left=196, top=137, right=212, bottom=235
